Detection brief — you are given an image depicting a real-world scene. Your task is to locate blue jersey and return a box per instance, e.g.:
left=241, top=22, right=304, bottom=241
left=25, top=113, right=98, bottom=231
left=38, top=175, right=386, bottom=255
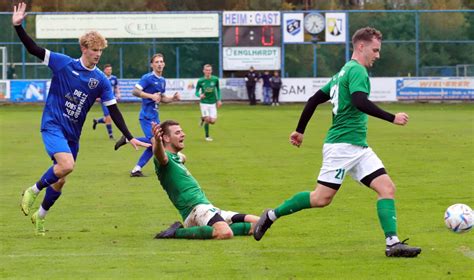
left=41, top=50, right=115, bottom=141
left=136, top=72, right=166, bottom=120
left=107, top=75, right=119, bottom=96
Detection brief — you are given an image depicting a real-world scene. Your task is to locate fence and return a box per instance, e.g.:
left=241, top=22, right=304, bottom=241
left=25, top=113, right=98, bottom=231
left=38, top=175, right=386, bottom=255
left=0, top=10, right=472, bottom=79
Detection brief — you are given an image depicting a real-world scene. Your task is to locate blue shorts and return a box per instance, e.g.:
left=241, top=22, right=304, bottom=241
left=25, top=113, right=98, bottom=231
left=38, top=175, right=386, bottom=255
left=101, top=103, right=110, bottom=117
left=140, top=117, right=159, bottom=139
left=42, top=128, right=79, bottom=161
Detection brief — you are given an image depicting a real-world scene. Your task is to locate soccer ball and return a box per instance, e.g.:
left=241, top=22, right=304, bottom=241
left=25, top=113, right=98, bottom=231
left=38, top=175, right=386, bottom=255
left=444, top=204, right=473, bottom=233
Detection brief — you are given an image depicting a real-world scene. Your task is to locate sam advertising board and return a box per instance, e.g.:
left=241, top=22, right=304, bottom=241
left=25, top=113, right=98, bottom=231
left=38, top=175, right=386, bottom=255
left=278, top=78, right=397, bottom=102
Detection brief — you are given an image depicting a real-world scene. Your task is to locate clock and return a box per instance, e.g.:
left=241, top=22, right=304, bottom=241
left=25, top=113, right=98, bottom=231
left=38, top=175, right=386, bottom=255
left=304, top=13, right=325, bottom=35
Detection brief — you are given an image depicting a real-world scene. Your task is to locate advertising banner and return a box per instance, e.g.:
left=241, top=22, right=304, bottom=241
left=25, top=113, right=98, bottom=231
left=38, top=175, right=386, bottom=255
left=283, top=13, right=304, bottom=43
left=8, top=77, right=467, bottom=103
left=9, top=80, right=49, bottom=102
left=396, top=77, right=474, bottom=100
left=278, top=78, right=329, bottom=102
left=371, top=78, right=397, bottom=102
left=118, top=79, right=198, bottom=102
left=223, top=47, right=281, bottom=71
left=36, top=13, right=219, bottom=39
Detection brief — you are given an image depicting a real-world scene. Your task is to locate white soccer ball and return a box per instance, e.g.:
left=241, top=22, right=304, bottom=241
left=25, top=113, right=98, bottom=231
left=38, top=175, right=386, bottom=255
left=444, top=203, right=473, bottom=233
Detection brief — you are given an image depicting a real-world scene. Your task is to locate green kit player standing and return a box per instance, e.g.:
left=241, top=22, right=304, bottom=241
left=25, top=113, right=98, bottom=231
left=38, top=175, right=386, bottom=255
left=195, top=64, right=222, bottom=142
left=253, top=27, right=421, bottom=258
left=152, top=120, right=259, bottom=239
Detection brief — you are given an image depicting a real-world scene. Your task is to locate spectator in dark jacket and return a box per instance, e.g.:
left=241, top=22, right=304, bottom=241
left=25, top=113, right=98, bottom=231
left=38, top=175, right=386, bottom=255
left=244, top=66, right=258, bottom=105
left=270, top=71, right=282, bottom=106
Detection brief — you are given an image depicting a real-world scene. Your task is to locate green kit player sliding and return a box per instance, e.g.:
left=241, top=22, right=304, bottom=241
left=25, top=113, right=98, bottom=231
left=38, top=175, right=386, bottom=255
left=152, top=120, right=259, bottom=239
left=253, top=27, right=421, bottom=258
left=195, top=64, right=222, bottom=142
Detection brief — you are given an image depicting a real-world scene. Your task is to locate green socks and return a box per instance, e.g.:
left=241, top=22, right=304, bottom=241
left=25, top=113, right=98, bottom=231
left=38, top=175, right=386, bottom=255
left=377, top=198, right=398, bottom=237
left=230, top=222, right=252, bottom=236
left=204, top=123, right=209, bottom=137
left=175, top=226, right=214, bottom=239
left=274, top=191, right=311, bottom=218
left=173, top=223, right=251, bottom=239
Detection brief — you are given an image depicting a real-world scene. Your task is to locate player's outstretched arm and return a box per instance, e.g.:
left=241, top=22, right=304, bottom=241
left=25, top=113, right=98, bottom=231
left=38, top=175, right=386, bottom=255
left=107, top=104, right=151, bottom=150
left=351, top=92, right=397, bottom=123
left=12, top=2, right=45, bottom=61
left=152, top=122, right=168, bottom=165
left=12, top=2, right=27, bottom=26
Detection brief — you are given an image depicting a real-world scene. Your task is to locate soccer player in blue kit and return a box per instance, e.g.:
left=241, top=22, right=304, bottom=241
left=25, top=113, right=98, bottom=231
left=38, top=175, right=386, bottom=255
left=92, top=64, right=121, bottom=139
left=13, top=2, right=150, bottom=235
left=114, top=53, right=180, bottom=177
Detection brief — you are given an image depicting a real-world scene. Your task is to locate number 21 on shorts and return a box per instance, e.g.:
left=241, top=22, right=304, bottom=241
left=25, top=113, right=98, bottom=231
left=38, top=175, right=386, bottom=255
left=335, top=168, right=345, bottom=180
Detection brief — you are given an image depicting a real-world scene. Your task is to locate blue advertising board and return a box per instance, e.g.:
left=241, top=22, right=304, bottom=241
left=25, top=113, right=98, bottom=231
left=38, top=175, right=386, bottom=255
left=397, top=77, right=474, bottom=100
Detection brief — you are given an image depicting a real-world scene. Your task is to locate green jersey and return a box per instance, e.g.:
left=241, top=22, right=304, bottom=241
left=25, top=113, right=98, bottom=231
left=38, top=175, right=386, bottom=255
left=154, top=151, right=210, bottom=220
left=320, top=60, right=371, bottom=147
left=195, top=75, right=221, bottom=104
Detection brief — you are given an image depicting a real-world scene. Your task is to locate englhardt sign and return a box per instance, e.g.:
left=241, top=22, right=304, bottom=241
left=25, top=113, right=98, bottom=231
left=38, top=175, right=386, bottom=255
left=36, top=13, right=219, bottom=39
left=223, top=47, right=281, bottom=71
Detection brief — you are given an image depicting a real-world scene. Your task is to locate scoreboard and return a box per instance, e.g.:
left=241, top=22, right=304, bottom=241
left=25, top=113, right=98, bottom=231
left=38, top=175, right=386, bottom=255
left=222, top=11, right=281, bottom=71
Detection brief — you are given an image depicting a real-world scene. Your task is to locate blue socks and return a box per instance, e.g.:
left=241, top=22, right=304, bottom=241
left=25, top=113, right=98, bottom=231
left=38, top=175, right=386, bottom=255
left=41, top=186, right=62, bottom=211
left=36, top=166, right=59, bottom=190
left=98, top=118, right=105, bottom=124
left=106, top=124, right=113, bottom=136
left=137, top=146, right=153, bottom=168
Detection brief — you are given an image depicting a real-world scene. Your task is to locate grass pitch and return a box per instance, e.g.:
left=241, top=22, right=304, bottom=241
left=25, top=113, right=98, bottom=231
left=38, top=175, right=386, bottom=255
left=0, top=103, right=473, bottom=279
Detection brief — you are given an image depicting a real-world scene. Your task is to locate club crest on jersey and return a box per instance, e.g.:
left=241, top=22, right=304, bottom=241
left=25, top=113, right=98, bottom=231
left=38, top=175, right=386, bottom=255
left=88, top=78, right=99, bottom=89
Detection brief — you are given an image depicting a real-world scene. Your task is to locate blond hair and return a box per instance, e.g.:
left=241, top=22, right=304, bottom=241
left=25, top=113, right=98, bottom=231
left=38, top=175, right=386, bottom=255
left=79, top=31, right=108, bottom=49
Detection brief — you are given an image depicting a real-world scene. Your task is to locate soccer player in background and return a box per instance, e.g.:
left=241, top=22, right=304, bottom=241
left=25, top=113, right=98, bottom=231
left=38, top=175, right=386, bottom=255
left=92, top=64, right=121, bottom=139
left=13, top=2, right=150, bottom=235
left=195, top=64, right=221, bottom=142
left=114, top=54, right=180, bottom=177
left=152, top=120, right=259, bottom=239
left=253, top=27, right=422, bottom=258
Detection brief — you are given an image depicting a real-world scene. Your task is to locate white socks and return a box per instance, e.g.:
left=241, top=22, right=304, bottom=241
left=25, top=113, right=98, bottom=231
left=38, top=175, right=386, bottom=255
left=38, top=206, right=48, bottom=219
left=31, top=184, right=40, bottom=194
left=131, top=165, right=142, bottom=173
left=267, top=210, right=277, bottom=221
left=386, top=236, right=400, bottom=246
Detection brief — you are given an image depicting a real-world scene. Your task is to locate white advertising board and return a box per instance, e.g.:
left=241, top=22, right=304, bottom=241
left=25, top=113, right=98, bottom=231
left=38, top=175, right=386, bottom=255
left=223, top=47, right=281, bottom=71
left=278, top=78, right=397, bottom=102
left=36, top=13, right=219, bottom=39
